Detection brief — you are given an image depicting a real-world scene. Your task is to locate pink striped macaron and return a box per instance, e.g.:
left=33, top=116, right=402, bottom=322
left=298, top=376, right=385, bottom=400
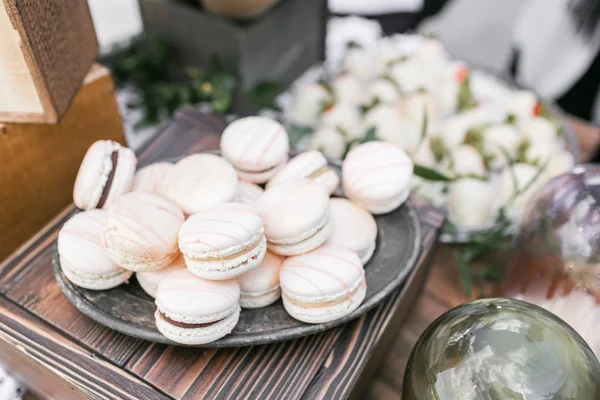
left=235, top=181, right=264, bottom=207
left=220, top=116, right=290, bottom=183
left=280, top=245, right=366, bottom=324
left=73, top=140, right=137, bottom=210
left=155, top=269, right=240, bottom=345
left=132, top=162, right=173, bottom=197
left=342, top=141, right=413, bottom=214
left=58, top=210, right=132, bottom=290
left=178, top=203, right=267, bottom=280
left=102, top=192, right=185, bottom=272
left=267, top=150, right=339, bottom=195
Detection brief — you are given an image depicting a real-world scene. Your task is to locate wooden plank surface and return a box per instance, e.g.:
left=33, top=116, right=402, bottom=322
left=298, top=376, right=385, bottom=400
left=0, top=107, right=444, bottom=399
left=0, top=64, right=125, bottom=261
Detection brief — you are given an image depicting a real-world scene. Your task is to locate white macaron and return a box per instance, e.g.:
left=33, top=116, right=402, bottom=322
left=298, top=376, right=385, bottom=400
left=267, top=151, right=339, bottom=195
left=220, top=116, right=290, bottom=183
left=235, top=181, right=264, bottom=207
left=342, top=141, right=414, bottom=214
left=132, top=162, right=173, bottom=197
left=280, top=246, right=366, bottom=324
left=73, top=140, right=137, bottom=210
left=155, top=269, right=240, bottom=345
left=58, top=210, right=132, bottom=290
left=325, top=198, right=377, bottom=265
left=136, top=255, right=186, bottom=298
left=178, top=203, right=267, bottom=280
left=256, top=182, right=332, bottom=256
left=237, top=251, right=284, bottom=309
left=166, top=154, right=239, bottom=215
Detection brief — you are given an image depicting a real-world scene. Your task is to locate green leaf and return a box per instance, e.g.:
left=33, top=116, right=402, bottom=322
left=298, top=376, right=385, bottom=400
left=457, top=74, right=477, bottom=112
left=430, top=136, right=446, bottom=163
left=505, top=114, right=517, bottom=125
left=361, top=127, right=377, bottom=143
left=463, top=127, right=484, bottom=150
left=247, top=81, right=284, bottom=110
left=288, top=126, right=312, bottom=147
left=421, top=109, right=429, bottom=141
left=414, top=164, right=453, bottom=182
left=346, top=41, right=362, bottom=49
left=454, top=250, right=473, bottom=299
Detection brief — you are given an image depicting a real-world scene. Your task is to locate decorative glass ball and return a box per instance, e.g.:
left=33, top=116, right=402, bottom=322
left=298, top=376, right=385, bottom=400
left=502, top=165, right=600, bottom=357
left=403, top=298, right=600, bottom=400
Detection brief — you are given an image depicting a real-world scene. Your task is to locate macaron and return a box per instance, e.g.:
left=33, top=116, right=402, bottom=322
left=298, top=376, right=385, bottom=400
left=178, top=203, right=267, bottom=280
left=342, top=141, right=413, bottom=214
left=155, top=269, right=240, bottom=345
left=132, top=162, right=173, bottom=197
left=166, top=154, right=239, bottom=215
left=136, top=255, right=186, bottom=298
left=102, top=192, right=185, bottom=272
left=256, top=182, right=332, bottom=256
left=280, top=246, right=366, bottom=324
left=325, top=198, right=377, bottom=265
left=237, top=251, right=283, bottom=309
left=58, top=210, right=132, bottom=290
left=220, top=116, right=290, bottom=183
left=235, top=181, right=264, bottom=207
left=73, top=140, right=137, bottom=210
left=267, top=151, right=339, bottom=195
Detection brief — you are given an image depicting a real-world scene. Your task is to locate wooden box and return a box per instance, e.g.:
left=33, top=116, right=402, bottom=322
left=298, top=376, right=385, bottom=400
left=139, top=0, right=328, bottom=113
left=0, top=64, right=125, bottom=262
left=0, top=0, right=98, bottom=123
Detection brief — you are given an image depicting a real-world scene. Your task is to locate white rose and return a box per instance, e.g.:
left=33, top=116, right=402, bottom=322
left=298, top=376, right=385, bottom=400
left=499, top=163, right=544, bottom=221
left=414, top=38, right=448, bottom=66
left=412, top=137, right=437, bottom=168
left=332, top=75, right=364, bottom=105
left=310, top=127, right=346, bottom=159
left=545, top=148, right=575, bottom=180
left=399, top=92, right=438, bottom=135
left=363, top=79, right=400, bottom=105
left=447, top=144, right=487, bottom=178
left=375, top=40, right=402, bottom=75
left=441, top=115, right=471, bottom=149
left=342, top=47, right=374, bottom=81
left=363, top=105, right=420, bottom=152
left=521, top=117, right=557, bottom=145
left=448, top=178, right=495, bottom=230
left=411, top=176, right=447, bottom=208
left=390, top=59, right=433, bottom=93
left=482, top=124, right=520, bottom=167
left=320, top=103, right=362, bottom=141
left=501, top=90, right=538, bottom=121
left=525, top=141, right=556, bottom=165
left=289, top=83, right=330, bottom=126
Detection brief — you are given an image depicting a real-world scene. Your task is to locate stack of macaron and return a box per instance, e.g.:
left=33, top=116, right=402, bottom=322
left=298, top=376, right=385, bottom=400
left=57, top=116, right=414, bottom=345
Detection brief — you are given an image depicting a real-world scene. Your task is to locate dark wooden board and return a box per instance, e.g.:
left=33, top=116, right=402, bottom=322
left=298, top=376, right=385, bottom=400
left=53, top=199, right=421, bottom=347
left=0, top=108, right=445, bottom=399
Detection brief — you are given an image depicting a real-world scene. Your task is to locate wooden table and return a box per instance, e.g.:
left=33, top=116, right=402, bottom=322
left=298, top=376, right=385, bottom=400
left=0, top=107, right=444, bottom=400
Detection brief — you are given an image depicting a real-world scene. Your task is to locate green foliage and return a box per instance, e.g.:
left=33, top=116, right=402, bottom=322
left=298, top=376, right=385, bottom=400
left=287, top=126, right=312, bottom=147
left=361, top=126, right=377, bottom=143
left=413, top=165, right=452, bottom=182
left=457, top=73, right=477, bottom=112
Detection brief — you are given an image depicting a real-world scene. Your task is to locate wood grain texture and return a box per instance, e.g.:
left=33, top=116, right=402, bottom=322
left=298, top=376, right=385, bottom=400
left=0, top=108, right=443, bottom=399
left=0, top=64, right=125, bottom=261
left=0, top=0, right=98, bottom=123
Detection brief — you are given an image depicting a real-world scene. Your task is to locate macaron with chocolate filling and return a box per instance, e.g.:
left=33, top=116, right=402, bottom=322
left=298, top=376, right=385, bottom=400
left=220, top=116, right=290, bottom=183
left=237, top=251, right=283, bottom=309
left=155, top=269, right=240, bottom=345
left=178, top=203, right=267, bottom=280
left=102, top=192, right=185, bottom=272
left=256, top=182, right=332, bottom=256
left=267, top=151, right=339, bottom=195
left=73, top=140, right=137, bottom=210
left=280, top=245, right=366, bottom=324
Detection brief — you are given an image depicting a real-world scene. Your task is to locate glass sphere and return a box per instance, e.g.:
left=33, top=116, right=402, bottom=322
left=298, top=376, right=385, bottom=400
left=403, top=298, right=600, bottom=400
left=502, top=165, right=600, bottom=357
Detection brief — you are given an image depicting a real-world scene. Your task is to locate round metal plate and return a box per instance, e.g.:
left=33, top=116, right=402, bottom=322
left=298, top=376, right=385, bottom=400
left=53, top=155, right=422, bottom=347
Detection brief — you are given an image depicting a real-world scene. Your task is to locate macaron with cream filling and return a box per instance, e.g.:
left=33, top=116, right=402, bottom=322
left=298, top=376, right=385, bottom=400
left=73, top=140, right=137, bottom=210
left=166, top=154, right=239, bottom=215
left=342, top=141, right=413, bottom=214
left=220, top=116, right=290, bottom=183
left=58, top=210, right=132, bottom=290
left=280, top=246, right=366, bottom=323
left=325, top=198, right=377, bottom=265
left=136, top=255, right=186, bottom=298
left=267, top=151, right=339, bottom=195
left=237, top=251, right=283, bottom=309
left=256, top=182, right=332, bottom=256
left=102, top=192, right=185, bottom=272
left=178, top=203, right=267, bottom=280
left=155, top=269, right=240, bottom=345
